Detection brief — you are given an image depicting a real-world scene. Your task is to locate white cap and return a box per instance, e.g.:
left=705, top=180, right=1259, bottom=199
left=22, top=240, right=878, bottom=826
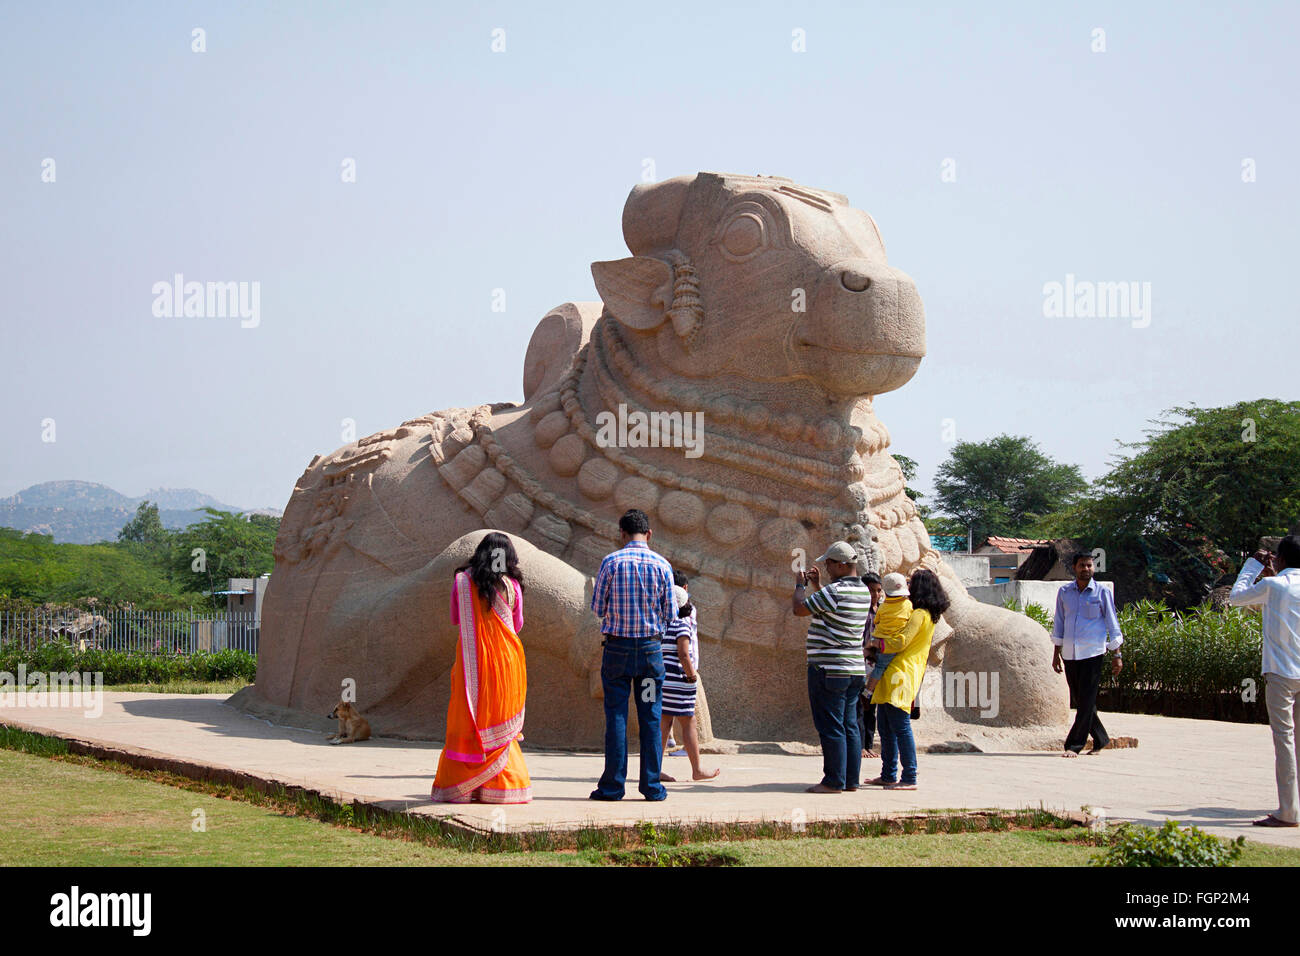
left=815, top=540, right=858, bottom=564
left=882, top=572, right=909, bottom=597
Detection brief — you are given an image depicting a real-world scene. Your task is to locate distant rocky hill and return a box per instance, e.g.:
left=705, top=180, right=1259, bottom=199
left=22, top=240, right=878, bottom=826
left=0, top=480, right=282, bottom=544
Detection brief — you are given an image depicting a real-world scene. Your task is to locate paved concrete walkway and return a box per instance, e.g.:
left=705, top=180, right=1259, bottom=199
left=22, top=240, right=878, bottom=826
left=2, top=692, right=1295, bottom=849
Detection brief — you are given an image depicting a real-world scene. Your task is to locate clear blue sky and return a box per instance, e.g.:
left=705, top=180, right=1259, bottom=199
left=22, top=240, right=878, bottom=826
left=3, top=1, right=1296, bottom=511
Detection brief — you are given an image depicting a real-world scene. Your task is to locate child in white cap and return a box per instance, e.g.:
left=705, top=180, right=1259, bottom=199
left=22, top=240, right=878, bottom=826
left=659, top=576, right=720, bottom=782
left=865, top=572, right=913, bottom=697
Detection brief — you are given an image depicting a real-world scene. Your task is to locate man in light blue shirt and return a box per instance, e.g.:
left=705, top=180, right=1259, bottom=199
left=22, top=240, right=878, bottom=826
left=1051, top=551, right=1123, bottom=756
left=1228, top=534, right=1300, bottom=828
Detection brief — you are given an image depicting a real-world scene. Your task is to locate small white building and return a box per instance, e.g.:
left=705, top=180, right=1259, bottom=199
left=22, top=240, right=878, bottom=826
left=195, top=574, right=268, bottom=652
left=968, top=578, right=1115, bottom=616
left=215, top=575, right=270, bottom=619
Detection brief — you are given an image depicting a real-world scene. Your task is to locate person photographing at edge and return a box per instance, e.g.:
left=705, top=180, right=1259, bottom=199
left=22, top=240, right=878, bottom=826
left=1228, top=535, right=1300, bottom=828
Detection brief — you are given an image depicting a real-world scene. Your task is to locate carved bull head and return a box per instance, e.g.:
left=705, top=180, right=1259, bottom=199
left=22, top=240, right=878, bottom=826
left=591, top=172, right=925, bottom=400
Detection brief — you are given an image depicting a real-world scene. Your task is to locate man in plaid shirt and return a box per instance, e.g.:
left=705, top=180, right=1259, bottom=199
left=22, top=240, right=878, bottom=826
left=589, top=509, right=678, bottom=801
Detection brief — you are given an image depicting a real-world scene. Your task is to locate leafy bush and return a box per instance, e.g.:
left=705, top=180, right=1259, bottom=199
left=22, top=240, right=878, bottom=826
left=0, top=641, right=256, bottom=684
left=1002, top=597, right=1054, bottom=632
left=1004, top=596, right=1262, bottom=700
left=1002, top=595, right=1265, bottom=719
left=1105, top=599, right=1261, bottom=699
left=1091, top=820, right=1244, bottom=867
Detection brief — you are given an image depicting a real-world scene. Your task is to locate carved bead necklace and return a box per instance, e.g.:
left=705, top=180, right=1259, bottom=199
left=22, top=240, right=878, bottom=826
left=587, top=323, right=862, bottom=489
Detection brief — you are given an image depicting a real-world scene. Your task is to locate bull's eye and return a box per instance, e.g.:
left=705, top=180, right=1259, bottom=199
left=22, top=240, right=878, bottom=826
left=720, top=213, right=765, bottom=260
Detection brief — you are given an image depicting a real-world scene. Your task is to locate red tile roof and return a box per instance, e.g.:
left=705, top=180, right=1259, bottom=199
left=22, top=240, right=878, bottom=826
left=983, top=536, right=1048, bottom=553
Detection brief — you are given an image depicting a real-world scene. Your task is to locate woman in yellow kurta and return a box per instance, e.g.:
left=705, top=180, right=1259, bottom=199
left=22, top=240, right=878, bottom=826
left=431, top=533, right=532, bottom=803
left=869, top=568, right=950, bottom=790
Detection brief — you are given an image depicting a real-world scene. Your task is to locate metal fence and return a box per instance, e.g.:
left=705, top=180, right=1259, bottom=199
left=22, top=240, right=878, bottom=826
left=0, top=608, right=259, bottom=655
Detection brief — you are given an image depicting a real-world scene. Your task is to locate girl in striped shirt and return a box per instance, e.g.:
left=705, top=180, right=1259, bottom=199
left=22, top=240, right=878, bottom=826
left=659, top=578, right=721, bottom=783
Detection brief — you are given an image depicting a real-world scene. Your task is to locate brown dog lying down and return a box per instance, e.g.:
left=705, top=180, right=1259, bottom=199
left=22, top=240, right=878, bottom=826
left=327, top=701, right=371, bottom=744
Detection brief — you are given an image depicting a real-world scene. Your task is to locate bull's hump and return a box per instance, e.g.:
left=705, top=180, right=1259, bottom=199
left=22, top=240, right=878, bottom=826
left=522, top=302, right=602, bottom=403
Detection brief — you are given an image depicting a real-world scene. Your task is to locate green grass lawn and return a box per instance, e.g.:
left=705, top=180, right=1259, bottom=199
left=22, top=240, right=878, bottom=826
left=99, top=680, right=251, bottom=694
left=710, top=829, right=1299, bottom=866
left=5, top=747, right=1300, bottom=866
left=0, top=748, right=562, bottom=867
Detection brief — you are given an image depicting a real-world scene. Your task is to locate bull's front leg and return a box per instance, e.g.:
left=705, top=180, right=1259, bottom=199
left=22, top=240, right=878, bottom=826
left=915, top=555, right=1067, bottom=730
left=937, top=592, right=1069, bottom=728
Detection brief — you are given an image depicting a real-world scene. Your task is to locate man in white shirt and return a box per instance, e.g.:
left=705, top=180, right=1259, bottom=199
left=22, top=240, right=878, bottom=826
left=1227, top=534, right=1300, bottom=828
left=1051, top=552, right=1123, bottom=756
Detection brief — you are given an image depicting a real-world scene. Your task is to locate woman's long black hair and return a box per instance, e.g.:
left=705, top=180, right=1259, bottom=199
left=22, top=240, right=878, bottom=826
left=907, top=568, right=950, bottom=623
left=456, top=532, right=524, bottom=604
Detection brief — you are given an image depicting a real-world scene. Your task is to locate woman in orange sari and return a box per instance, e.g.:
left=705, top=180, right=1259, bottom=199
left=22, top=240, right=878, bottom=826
left=431, top=533, right=531, bottom=803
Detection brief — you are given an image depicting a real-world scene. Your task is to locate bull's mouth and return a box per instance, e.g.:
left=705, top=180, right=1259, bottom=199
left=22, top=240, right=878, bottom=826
left=789, top=340, right=923, bottom=396
left=794, top=339, right=925, bottom=359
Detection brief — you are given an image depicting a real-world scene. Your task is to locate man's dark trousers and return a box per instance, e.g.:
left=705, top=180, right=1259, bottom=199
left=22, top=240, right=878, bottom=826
left=1063, top=653, right=1110, bottom=753
left=593, top=637, right=667, bottom=800
left=857, top=695, right=877, bottom=753
left=807, top=664, right=866, bottom=790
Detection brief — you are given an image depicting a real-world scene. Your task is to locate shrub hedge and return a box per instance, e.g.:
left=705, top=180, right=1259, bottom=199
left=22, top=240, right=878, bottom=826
left=0, top=641, right=256, bottom=685
left=1102, top=599, right=1266, bottom=722
left=1008, top=597, right=1267, bottom=722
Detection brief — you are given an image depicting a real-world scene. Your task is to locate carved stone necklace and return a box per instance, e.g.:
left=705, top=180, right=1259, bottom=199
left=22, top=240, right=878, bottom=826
left=597, top=319, right=870, bottom=452
left=586, top=324, right=861, bottom=490
left=551, top=352, right=851, bottom=527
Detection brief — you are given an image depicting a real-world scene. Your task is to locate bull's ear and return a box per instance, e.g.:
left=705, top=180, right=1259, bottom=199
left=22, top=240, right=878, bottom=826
left=591, top=257, right=673, bottom=330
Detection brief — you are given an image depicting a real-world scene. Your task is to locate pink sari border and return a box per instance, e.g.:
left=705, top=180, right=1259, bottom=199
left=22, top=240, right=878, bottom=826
left=430, top=743, right=513, bottom=803
left=456, top=573, right=480, bottom=729
left=478, top=706, right=525, bottom=751
left=476, top=786, right=532, bottom=804
left=442, top=749, right=486, bottom=763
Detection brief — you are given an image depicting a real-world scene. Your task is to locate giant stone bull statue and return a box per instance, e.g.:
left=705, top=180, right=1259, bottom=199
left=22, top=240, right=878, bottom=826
left=234, top=172, right=1067, bottom=749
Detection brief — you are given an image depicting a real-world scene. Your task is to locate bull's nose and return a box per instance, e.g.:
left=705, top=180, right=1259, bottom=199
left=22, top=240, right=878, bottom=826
left=840, top=268, right=872, bottom=292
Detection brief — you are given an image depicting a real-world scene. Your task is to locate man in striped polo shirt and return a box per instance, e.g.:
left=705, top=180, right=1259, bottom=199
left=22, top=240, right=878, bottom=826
left=793, top=540, right=871, bottom=794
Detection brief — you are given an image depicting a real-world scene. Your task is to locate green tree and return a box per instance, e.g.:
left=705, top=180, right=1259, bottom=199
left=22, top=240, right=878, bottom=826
left=890, top=452, right=973, bottom=542
left=891, top=453, right=928, bottom=517
left=933, top=435, right=1087, bottom=544
left=171, top=509, right=279, bottom=605
left=0, top=527, right=204, bottom=609
left=118, top=501, right=168, bottom=547
left=1038, top=400, right=1300, bottom=607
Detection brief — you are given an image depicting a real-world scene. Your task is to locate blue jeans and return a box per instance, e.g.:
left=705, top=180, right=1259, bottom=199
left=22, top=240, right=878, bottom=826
left=807, top=664, right=866, bottom=790
left=878, top=703, right=917, bottom=785
left=869, top=651, right=896, bottom=682
left=594, top=637, right=667, bottom=800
